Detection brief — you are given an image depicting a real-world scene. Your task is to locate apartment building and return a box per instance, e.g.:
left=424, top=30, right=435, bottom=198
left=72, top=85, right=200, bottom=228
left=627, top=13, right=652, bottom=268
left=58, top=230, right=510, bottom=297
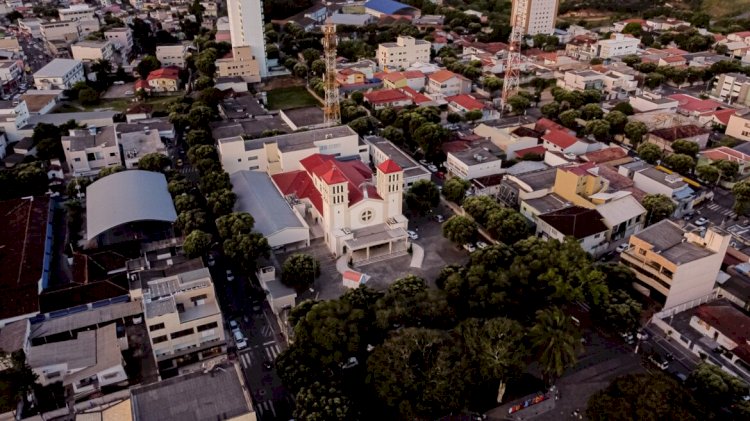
left=726, top=109, right=750, bottom=142
left=711, top=73, right=750, bottom=106
left=512, top=0, right=560, bottom=35
left=218, top=125, right=368, bottom=175
left=0, top=99, right=29, bottom=142
left=41, top=21, right=80, bottom=43
left=557, top=69, right=604, bottom=91
left=19, top=18, right=43, bottom=39
left=0, top=60, right=22, bottom=94
left=426, top=69, right=471, bottom=97
left=71, top=41, right=115, bottom=63
left=141, top=268, right=226, bottom=376
left=62, top=128, right=121, bottom=176
left=214, top=45, right=262, bottom=82
left=227, top=0, right=268, bottom=77
left=59, top=4, right=96, bottom=21
left=117, top=122, right=170, bottom=168
left=377, top=36, right=431, bottom=70
left=33, top=59, right=85, bottom=90
left=156, top=44, right=190, bottom=68
left=595, top=34, right=640, bottom=58
left=445, top=141, right=504, bottom=180
left=104, top=27, right=134, bottom=59
left=619, top=220, right=729, bottom=309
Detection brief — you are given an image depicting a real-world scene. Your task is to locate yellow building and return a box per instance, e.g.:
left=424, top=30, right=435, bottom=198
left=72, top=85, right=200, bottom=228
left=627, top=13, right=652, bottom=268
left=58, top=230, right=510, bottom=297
left=552, top=162, right=607, bottom=209
left=215, top=46, right=261, bottom=83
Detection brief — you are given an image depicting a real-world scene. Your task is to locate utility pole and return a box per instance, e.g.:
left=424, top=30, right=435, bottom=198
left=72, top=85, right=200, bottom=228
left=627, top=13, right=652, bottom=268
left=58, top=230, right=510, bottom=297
left=502, top=0, right=529, bottom=111
left=322, top=23, right=341, bottom=127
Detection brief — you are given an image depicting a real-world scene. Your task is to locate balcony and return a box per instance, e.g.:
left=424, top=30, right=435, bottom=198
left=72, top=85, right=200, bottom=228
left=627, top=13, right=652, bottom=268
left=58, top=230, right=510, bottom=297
left=619, top=251, right=672, bottom=293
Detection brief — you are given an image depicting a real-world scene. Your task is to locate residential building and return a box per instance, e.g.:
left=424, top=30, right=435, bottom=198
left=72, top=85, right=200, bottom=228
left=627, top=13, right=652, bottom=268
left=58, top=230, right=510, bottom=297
left=139, top=268, right=226, bottom=375
left=156, top=44, right=190, bottom=68
left=218, top=125, right=367, bottom=175
left=725, top=109, right=750, bottom=142
left=363, top=88, right=413, bottom=109
left=619, top=220, right=729, bottom=308
left=71, top=41, right=115, bottom=63
left=19, top=18, right=43, bottom=39
left=130, top=363, right=256, bottom=421
left=272, top=154, right=409, bottom=263
left=201, top=1, right=219, bottom=17
left=557, top=69, right=604, bottom=92
left=445, top=141, right=504, bottom=180
left=41, top=21, right=80, bottom=44
left=227, top=0, right=268, bottom=77
left=62, top=128, right=120, bottom=176
left=0, top=60, right=22, bottom=94
left=445, top=94, right=491, bottom=118
left=33, top=59, right=85, bottom=90
left=27, top=324, right=127, bottom=395
left=426, top=69, right=471, bottom=97
left=381, top=70, right=426, bottom=91
left=146, top=67, right=181, bottom=92
left=500, top=167, right=557, bottom=209
left=629, top=92, right=679, bottom=113
left=59, top=4, right=96, bottom=21
left=646, top=125, right=710, bottom=153
left=536, top=206, right=609, bottom=255
left=511, top=0, right=559, bottom=35
left=365, top=135, right=431, bottom=188
left=0, top=99, right=29, bottom=142
left=595, top=34, right=640, bottom=58
left=117, top=121, right=170, bottom=168
left=104, top=27, right=134, bottom=59
left=337, top=68, right=366, bottom=86
left=596, top=194, right=646, bottom=242
left=699, top=146, right=750, bottom=178
left=541, top=129, right=602, bottom=156
left=77, top=19, right=101, bottom=39
left=474, top=124, right=542, bottom=160
left=377, top=36, right=431, bottom=70
left=214, top=46, right=262, bottom=82
left=620, top=162, right=697, bottom=217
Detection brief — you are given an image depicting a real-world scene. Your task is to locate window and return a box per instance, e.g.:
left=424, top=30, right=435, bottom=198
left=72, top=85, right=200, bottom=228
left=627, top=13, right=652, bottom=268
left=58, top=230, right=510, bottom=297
left=74, top=157, right=81, bottom=162
left=170, top=328, right=194, bottom=339
left=191, top=294, right=208, bottom=306
left=197, top=321, right=219, bottom=332
left=360, top=209, right=373, bottom=222
left=176, top=303, right=185, bottom=313
left=149, top=322, right=165, bottom=332
left=152, top=335, right=168, bottom=344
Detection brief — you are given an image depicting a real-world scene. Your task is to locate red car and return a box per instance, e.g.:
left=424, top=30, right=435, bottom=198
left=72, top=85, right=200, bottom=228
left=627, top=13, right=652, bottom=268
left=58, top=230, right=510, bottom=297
left=435, top=171, right=445, bottom=179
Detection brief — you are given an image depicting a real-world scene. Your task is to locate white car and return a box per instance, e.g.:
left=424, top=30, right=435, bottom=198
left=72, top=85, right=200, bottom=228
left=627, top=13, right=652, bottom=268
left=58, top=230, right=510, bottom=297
left=407, top=230, right=419, bottom=240
left=233, top=330, right=247, bottom=350
left=226, top=269, right=235, bottom=282
left=427, top=165, right=438, bottom=173
left=694, top=217, right=709, bottom=226
left=207, top=254, right=215, bottom=267
left=615, top=243, right=629, bottom=253
left=229, top=319, right=240, bottom=333
left=476, top=241, right=488, bottom=250
left=419, top=159, right=429, bottom=166
left=463, top=243, right=476, bottom=253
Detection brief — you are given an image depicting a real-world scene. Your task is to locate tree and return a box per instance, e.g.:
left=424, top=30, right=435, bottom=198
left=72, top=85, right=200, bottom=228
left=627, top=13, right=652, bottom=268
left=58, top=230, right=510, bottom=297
left=585, top=119, right=611, bottom=141
left=508, top=95, right=530, bottom=113
left=199, top=170, right=231, bottom=194
left=446, top=112, right=463, bottom=124
left=645, top=72, right=666, bottom=89
left=733, top=180, right=750, bottom=215
left=193, top=75, right=214, bottom=91
left=613, top=102, right=634, bottom=115
left=136, top=55, right=160, bottom=78
left=462, top=195, right=498, bottom=225
left=482, top=75, right=502, bottom=92
left=442, top=177, right=470, bottom=204
left=206, top=188, right=236, bottom=216
left=188, top=105, right=216, bottom=128
left=188, top=144, right=217, bottom=164
left=281, top=253, right=320, bottom=290
left=540, top=102, right=560, bottom=118
left=581, top=103, right=604, bottom=120
left=636, top=143, right=662, bottom=164
left=559, top=109, right=580, bottom=129
left=621, top=54, right=642, bottom=67
left=587, top=373, right=702, bottom=421
left=311, top=59, right=326, bottom=77
left=381, top=126, right=404, bottom=145
left=176, top=208, right=207, bottom=234
left=137, top=152, right=171, bottom=172
left=413, top=123, right=448, bottom=161
left=216, top=212, right=255, bottom=240
left=6, top=11, right=23, bottom=22
left=347, top=116, right=377, bottom=135
left=592, top=288, right=642, bottom=335
left=183, top=230, right=212, bottom=257
left=604, top=110, right=628, bottom=134
left=186, top=129, right=213, bottom=147
left=686, top=363, right=749, bottom=409
left=671, top=139, right=699, bottom=157
left=442, top=215, right=476, bottom=245
left=622, top=22, right=643, bottom=36
left=223, top=232, right=270, bottom=271
left=405, top=180, right=440, bottom=215
left=168, top=178, right=192, bottom=196
left=715, top=160, right=740, bottom=181
left=486, top=208, right=530, bottom=245
left=97, top=165, right=124, bottom=178
left=293, top=62, right=308, bottom=78
left=696, top=165, right=720, bottom=184
left=664, top=153, right=696, bottom=175
left=465, top=109, right=484, bottom=122
left=174, top=193, right=201, bottom=213
left=624, top=121, right=648, bottom=146
left=529, top=306, right=581, bottom=382
left=350, top=91, right=364, bottom=105
left=294, top=382, right=357, bottom=420
left=642, top=194, right=676, bottom=225
left=77, top=85, right=99, bottom=105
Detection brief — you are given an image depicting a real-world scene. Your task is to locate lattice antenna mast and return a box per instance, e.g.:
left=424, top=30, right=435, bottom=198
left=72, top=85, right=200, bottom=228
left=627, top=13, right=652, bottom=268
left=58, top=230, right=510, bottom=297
left=502, top=0, right=529, bottom=109
left=323, top=23, right=341, bottom=127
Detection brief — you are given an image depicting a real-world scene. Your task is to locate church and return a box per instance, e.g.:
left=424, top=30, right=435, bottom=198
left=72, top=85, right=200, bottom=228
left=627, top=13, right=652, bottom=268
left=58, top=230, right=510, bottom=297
left=272, top=153, right=410, bottom=265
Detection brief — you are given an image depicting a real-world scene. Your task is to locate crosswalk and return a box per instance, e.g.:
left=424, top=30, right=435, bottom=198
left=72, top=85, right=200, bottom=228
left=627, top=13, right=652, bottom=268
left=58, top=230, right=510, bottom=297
left=239, top=351, right=254, bottom=369
left=261, top=324, right=274, bottom=338
left=238, top=343, right=282, bottom=369
left=705, top=203, right=736, bottom=219
left=256, top=400, right=277, bottom=418
left=263, top=342, right=281, bottom=360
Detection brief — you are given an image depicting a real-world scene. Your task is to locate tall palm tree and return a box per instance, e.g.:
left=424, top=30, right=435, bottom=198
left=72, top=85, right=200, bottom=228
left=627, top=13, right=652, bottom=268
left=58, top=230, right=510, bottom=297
left=529, top=306, right=582, bottom=384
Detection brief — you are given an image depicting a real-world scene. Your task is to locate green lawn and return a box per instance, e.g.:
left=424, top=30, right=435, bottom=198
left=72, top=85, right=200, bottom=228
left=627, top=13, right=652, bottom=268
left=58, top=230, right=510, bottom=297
left=266, top=86, right=321, bottom=110
left=53, top=96, right=180, bottom=114
left=702, top=0, right=750, bottom=17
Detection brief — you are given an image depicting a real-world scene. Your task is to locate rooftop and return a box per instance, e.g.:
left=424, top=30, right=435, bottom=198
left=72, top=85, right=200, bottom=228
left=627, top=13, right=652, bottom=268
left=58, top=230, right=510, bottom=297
left=632, top=220, right=713, bottom=264
left=638, top=167, right=688, bottom=189
left=280, top=106, right=325, bottom=130
left=365, top=136, right=425, bottom=173
left=232, top=125, right=356, bottom=153
left=33, top=58, right=81, bottom=78
left=524, top=193, right=569, bottom=215
left=539, top=206, right=608, bottom=239
left=0, top=197, right=51, bottom=322
left=130, top=363, right=253, bottom=421
left=30, top=300, right=142, bottom=340
left=230, top=171, right=307, bottom=237
left=514, top=167, right=558, bottom=191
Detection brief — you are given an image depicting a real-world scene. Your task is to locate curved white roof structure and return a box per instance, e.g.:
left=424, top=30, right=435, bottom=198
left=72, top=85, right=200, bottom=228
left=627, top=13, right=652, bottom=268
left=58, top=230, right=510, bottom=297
left=86, top=170, right=177, bottom=240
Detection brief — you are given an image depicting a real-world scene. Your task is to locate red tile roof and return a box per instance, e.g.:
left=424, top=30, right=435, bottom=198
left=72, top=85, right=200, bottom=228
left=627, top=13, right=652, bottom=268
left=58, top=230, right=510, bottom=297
left=661, top=55, right=686, bottom=63
left=147, top=67, right=180, bottom=81
left=701, top=146, right=750, bottom=164
left=429, top=69, right=463, bottom=83
left=400, top=86, right=432, bottom=104
left=561, top=162, right=597, bottom=177
left=272, top=170, right=323, bottom=213
left=704, top=108, right=736, bottom=125
left=446, top=94, right=485, bottom=111
left=668, top=94, right=721, bottom=113
left=377, top=159, right=402, bottom=174
left=535, top=118, right=568, bottom=134
left=514, top=145, right=546, bottom=158
left=0, top=196, right=51, bottom=320
left=649, top=124, right=710, bottom=141
left=660, top=47, right=688, bottom=56
left=135, top=79, right=149, bottom=91
left=364, top=88, right=411, bottom=104
left=695, top=302, right=750, bottom=354
left=539, top=206, right=608, bottom=239
left=582, top=147, right=628, bottom=164
left=543, top=129, right=581, bottom=149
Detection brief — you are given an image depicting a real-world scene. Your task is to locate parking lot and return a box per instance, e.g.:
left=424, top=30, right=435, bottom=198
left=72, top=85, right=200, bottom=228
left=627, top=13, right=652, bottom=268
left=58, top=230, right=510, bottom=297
left=102, top=82, right=137, bottom=99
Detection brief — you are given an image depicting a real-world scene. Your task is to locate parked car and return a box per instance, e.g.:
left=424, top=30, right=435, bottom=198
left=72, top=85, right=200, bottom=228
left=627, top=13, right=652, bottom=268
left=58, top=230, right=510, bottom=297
left=229, top=319, right=240, bottom=333
left=463, top=243, right=476, bottom=253
left=695, top=217, right=709, bottom=226
left=226, top=269, right=235, bottom=282
left=419, top=159, right=429, bottom=166
left=476, top=241, right=488, bottom=249
left=649, top=354, right=669, bottom=370
left=207, top=254, right=215, bottom=267
left=616, top=243, right=629, bottom=253
left=434, top=214, right=444, bottom=223
left=233, top=330, right=247, bottom=350
left=407, top=230, right=419, bottom=240
left=427, top=165, right=438, bottom=173
left=435, top=171, right=445, bottom=179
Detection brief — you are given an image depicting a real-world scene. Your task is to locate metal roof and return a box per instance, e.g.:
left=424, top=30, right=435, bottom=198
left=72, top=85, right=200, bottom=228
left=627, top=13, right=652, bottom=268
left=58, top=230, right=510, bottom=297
left=86, top=170, right=177, bottom=240
left=33, top=58, right=81, bottom=78
left=364, top=0, right=416, bottom=14
left=230, top=171, right=306, bottom=237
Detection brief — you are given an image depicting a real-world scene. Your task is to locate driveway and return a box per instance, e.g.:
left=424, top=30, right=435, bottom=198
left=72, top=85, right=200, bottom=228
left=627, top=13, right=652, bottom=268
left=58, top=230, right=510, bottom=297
left=102, top=82, right=136, bottom=99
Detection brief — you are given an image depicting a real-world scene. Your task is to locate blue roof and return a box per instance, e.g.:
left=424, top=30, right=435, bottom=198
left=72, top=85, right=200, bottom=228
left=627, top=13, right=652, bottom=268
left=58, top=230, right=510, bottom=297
left=364, top=0, right=416, bottom=14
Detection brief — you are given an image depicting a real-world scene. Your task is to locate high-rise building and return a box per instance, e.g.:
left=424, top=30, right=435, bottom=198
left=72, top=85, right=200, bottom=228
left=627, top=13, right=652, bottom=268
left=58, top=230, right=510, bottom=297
left=511, top=0, right=559, bottom=36
left=227, top=0, right=268, bottom=77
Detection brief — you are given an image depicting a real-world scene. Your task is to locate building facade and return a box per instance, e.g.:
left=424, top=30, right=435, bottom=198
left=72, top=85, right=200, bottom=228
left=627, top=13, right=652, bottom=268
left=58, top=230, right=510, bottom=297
left=156, top=44, right=190, bottom=68
left=512, top=0, right=560, bottom=35
left=71, top=41, right=115, bottom=63
left=33, top=59, right=85, bottom=90
left=104, top=28, right=134, bottom=59
left=227, top=0, right=267, bottom=77
left=377, top=36, right=431, bottom=70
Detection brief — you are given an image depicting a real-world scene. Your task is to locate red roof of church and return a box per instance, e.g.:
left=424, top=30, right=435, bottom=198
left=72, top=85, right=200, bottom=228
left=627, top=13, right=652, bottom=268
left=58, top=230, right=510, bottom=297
left=377, top=159, right=402, bottom=174
left=147, top=67, right=179, bottom=81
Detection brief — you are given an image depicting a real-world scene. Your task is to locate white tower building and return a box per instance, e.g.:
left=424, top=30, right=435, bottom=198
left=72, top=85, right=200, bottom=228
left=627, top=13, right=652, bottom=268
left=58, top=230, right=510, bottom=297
left=227, top=0, right=268, bottom=77
left=511, top=0, right=559, bottom=36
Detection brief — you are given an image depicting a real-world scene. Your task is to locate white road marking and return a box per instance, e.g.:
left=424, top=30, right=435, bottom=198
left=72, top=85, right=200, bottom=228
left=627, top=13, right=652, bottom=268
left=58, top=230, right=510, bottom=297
left=240, top=352, right=252, bottom=369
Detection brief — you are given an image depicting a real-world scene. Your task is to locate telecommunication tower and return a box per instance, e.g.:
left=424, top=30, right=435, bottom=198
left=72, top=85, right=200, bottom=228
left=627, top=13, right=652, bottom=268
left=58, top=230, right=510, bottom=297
left=322, top=23, right=341, bottom=127
left=502, top=0, right=529, bottom=109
